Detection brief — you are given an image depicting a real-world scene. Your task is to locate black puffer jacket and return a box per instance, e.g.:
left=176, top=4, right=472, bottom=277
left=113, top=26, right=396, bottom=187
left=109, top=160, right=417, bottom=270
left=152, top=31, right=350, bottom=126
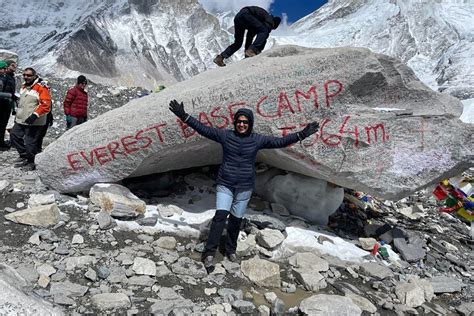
left=244, top=6, right=279, bottom=30
left=185, top=108, right=300, bottom=190
left=0, top=73, right=16, bottom=105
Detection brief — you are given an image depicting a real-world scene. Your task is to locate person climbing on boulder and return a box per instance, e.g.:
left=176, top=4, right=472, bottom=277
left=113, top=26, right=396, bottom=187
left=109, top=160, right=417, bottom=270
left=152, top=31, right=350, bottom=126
left=169, top=99, right=319, bottom=271
left=213, top=6, right=281, bottom=67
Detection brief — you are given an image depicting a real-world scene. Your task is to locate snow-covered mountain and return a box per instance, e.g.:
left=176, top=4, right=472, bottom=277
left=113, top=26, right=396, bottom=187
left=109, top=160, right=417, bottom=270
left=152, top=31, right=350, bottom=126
left=274, top=0, right=474, bottom=100
left=1, top=0, right=472, bottom=101
left=0, top=0, right=231, bottom=89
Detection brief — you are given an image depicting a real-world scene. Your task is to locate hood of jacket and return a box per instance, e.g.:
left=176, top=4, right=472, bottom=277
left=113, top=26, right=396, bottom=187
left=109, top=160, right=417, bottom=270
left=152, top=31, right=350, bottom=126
left=233, top=108, right=254, bottom=137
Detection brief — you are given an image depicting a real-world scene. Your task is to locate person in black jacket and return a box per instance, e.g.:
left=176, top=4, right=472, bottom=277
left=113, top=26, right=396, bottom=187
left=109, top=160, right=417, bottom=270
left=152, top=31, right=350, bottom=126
left=214, top=6, right=281, bottom=67
left=169, top=100, right=319, bottom=270
left=0, top=60, right=17, bottom=151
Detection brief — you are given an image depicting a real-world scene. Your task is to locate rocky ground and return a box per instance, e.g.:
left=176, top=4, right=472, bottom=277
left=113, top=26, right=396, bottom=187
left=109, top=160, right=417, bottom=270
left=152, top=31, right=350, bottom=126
left=0, top=76, right=473, bottom=315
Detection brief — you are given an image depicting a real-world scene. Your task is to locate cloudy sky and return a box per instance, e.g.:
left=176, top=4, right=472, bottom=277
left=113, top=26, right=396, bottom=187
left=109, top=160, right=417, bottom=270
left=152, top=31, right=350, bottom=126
left=198, top=0, right=328, bottom=23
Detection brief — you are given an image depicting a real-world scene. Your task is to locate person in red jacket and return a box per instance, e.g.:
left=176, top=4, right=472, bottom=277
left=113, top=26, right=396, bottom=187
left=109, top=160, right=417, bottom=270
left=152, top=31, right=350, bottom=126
left=63, top=75, right=88, bottom=129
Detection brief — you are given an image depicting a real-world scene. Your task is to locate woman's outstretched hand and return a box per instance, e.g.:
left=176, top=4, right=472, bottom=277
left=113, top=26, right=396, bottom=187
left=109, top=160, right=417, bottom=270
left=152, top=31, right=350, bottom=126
left=169, top=99, right=187, bottom=120
left=298, top=121, right=320, bottom=140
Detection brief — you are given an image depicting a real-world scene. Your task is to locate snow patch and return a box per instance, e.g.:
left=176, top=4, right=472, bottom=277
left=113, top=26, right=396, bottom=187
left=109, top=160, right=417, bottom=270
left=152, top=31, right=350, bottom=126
left=460, top=98, right=474, bottom=124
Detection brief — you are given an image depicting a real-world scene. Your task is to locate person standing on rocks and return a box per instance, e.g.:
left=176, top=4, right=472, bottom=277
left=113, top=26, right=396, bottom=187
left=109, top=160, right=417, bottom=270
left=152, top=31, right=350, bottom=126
left=10, top=67, right=51, bottom=170
left=63, top=75, right=89, bottom=129
left=213, top=6, right=281, bottom=67
left=0, top=60, right=17, bottom=151
left=36, top=77, right=54, bottom=153
left=169, top=99, right=319, bottom=270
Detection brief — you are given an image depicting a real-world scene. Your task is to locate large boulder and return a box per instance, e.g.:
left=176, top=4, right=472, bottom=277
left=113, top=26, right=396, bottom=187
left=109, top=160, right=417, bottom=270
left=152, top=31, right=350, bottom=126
left=36, top=45, right=473, bottom=199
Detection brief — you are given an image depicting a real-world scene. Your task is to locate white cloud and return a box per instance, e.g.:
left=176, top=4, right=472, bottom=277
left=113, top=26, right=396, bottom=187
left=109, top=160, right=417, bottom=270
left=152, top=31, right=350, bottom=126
left=198, top=0, right=274, bottom=13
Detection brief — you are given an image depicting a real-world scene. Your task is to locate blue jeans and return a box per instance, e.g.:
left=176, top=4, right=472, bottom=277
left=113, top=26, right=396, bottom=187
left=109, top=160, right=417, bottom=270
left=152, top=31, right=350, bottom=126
left=216, top=185, right=252, bottom=218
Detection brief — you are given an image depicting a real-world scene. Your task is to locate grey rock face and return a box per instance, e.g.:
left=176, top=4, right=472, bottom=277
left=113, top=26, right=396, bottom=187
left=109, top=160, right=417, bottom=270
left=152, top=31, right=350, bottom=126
left=36, top=46, right=472, bottom=200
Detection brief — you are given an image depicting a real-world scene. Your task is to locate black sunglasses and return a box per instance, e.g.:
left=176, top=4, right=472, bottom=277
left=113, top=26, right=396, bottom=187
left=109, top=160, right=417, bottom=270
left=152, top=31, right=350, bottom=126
left=236, top=119, right=249, bottom=124
left=23, top=74, right=34, bottom=77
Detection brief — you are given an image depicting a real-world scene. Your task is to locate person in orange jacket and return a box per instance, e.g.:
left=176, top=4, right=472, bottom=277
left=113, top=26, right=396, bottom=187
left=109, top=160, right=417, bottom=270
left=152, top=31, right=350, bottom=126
left=10, top=67, right=51, bottom=170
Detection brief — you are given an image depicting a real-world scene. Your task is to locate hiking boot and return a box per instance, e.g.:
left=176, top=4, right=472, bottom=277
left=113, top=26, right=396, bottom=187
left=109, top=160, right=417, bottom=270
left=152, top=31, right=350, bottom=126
left=0, top=141, right=10, bottom=151
left=227, top=253, right=238, bottom=262
left=14, top=157, right=26, bottom=163
left=213, top=55, right=226, bottom=67
left=244, top=49, right=257, bottom=58
left=202, top=256, right=214, bottom=269
left=21, top=162, right=36, bottom=171
left=14, top=159, right=30, bottom=168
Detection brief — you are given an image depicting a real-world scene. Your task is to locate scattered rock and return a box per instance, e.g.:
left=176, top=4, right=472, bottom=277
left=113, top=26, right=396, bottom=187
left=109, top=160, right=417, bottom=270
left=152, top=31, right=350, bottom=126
left=91, top=293, right=131, bottom=310
left=241, top=257, right=280, bottom=288
left=429, top=276, right=464, bottom=293
left=97, top=209, right=117, bottom=230
left=456, top=302, right=474, bottom=316
left=28, top=194, right=56, bottom=207
left=4, top=204, right=60, bottom=227
left=359, top=262, right=393, bottom=280
left=154, top=236, right=177, bottom=250
left=288, top=252, right=329, bottom=272
left=299, top=294, right=362, bottom=315
left=37, top=264, right=56, bottom=277
left=232, top=300, right=255, bottom=314
left=256, top=228, right=285, bottom=249
left=132, top=257, right=156, bottom=276
left=71, top=234, right=84, bottom=244
left=49, top=280, right=88, bottom=297
left=358, top=237, right=377, bottom=250
left=89, top=183, right=146, bottom=219
left=346, top=293, right=377, bottom=314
